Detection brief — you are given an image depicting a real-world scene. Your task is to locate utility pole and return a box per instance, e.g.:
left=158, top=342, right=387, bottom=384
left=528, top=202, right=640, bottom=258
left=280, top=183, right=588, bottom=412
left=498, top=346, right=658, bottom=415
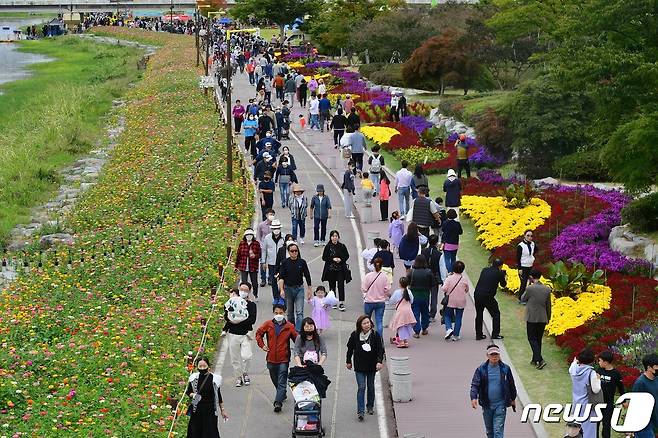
left=226, top=32, right=233, bottom=182
left=195, top=8, right=199, bottom=67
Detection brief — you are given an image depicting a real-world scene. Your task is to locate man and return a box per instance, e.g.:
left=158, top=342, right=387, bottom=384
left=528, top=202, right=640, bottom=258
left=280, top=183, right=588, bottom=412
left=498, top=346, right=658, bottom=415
left=261, top=219, right=285, bottom=301
left=257, top=209, right=276, bottom=288
left=631, top=353, right=658, bottom=438
left=284, top=75, right=296, bottom=107
left=258, top=171, right=276, bottom=221
left=256, top=131, right=281, bottom=156
left=474, top=258, right=507, bottom=340
left=308, top=94, right=320, bottom=130
left=394, top=160, right=413, bottom=218
left=223, top=284, right=257, bottom=387
left=348, top=127, right=367, bottom=175
left=346, top=106, right=360, bottom=130
left=277, top=243, right=312, bottom=332
left=455, top=134, right=471, bottom=179
left=397, top=93, right=407, bottom=119
left=421, top=234, right=443, bottom=322
left=318, top=94, right=331, bottom=132
left=520, top=269, right=551, bottom=369
left=289, top=183, right=308, bottom=244
left=310, top=184, right=332, bottom=246
left=409, top=187, right=442, bottom=238
left=273, top=73, right=285, bottom=102
left=256, top=303, right=298, bottom=413
left=470, top=344, right=518, bottom=438
left=367, top=146, right=385, bottom=196
left=253, top=152, right=276, bottom=182
left=516, top=230, right=537, bottom=302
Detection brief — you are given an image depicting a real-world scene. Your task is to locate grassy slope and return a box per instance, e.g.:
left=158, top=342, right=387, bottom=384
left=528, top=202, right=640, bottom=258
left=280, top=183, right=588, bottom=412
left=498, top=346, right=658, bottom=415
left=374, top=139, right=570, bottom=437
left=0, top=36, right=142, bottom=244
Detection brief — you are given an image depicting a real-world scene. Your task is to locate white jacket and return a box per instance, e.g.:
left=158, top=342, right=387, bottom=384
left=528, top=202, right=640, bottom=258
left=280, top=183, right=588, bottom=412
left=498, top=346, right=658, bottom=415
left=261, top=232, right=285, bottom=265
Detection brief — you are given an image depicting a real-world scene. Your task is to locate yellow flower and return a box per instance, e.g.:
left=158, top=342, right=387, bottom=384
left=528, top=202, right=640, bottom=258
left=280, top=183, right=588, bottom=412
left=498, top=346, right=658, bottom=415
left=546, top=284, right=612, bottom=336
left=287, top=61, right=305, bottom=69
left=461, top=196, right=551, bottom=249
left=361, top=126, right=400, bottom=145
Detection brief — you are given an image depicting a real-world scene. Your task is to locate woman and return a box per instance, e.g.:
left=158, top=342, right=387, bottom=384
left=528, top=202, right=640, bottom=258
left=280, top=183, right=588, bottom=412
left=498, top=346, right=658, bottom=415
left=278, top=145, right=297, bottom=170
left=298, top=78, right=308, bottom=107
left=346, top=315, right=385, bottom=421
left=256, top=77, right=265, bottom=92
left=443, top=169, right=462, bottom=217
left=440, top=209, right=463, bottom=274
left=292, top=317, right=328, bottom=367
left=341, top=161, right=356, bottom=219
left=322, top=230, right=350, bottom=311
left=235, top=228, right=261, bottom=298
left=186, top=357, right=228, bottom=438
left=441, top=261, right=469, bottom=341
left=274, top=157, right=297, bottom=208
left=243, top=113, right=258, bottom=159
left=330, top=107, right=347, bottom=148
left=569, top=348, right=602, bottom=438
left=398, top=222, right=428, bottom=271
left=407, top=254, right=436, bottom=338
left=361, top=258, right=391, bottom=335
left=411, top=164, right=428, bottom=200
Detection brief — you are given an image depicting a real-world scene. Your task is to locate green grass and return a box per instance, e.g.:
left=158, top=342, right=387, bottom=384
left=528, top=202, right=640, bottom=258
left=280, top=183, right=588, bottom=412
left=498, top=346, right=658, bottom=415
left=259, top=27, right=281, bottom=41
left=374, top=138, right=572, bottom=437
left=0, top=12, right=53, bottom=18
left=0, top=36, right=143, bottom=245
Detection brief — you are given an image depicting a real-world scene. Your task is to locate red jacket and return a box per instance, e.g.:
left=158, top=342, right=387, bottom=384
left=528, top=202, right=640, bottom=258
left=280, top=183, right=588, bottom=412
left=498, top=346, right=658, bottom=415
left=235, top=239, right=261, bottom=272
left=256, top=319, right=298, bottom=364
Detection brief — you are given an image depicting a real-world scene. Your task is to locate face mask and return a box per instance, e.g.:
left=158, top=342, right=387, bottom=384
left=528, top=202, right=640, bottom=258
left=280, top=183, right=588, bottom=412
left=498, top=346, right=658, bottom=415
left=272, top=229, right=281, bottom=236
left=239, top=291, right=249, bottom=299
left=246, top=235, right=253, bottom=241
left=273, top=314, right=285, bottom=324
left=198, top=367, right=209, bottom=374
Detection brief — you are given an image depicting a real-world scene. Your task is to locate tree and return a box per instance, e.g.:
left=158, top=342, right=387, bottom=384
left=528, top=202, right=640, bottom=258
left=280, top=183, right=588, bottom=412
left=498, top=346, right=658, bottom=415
left=230, top=0, right=317, bottom=42
left=402, top=29, right=482, bottom=94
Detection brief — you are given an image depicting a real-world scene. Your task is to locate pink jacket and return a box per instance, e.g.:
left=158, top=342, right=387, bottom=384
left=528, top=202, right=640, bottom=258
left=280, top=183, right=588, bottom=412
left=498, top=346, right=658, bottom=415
left=362, top=270, right=391, bottom=303
left=380, top=179, right=391, bottom=201
left=441, top=273, right=469, bottom=309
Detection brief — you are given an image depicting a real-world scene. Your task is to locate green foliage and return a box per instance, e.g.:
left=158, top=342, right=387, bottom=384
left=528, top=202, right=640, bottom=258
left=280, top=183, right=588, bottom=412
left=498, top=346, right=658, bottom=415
left=547, top=260, right=605, bottom=299
left=500, top=182, right=536, bottom=208
left=473, top=107, right=513, bottom=156
left=508, top=75, right=592, bottom=178
left=231, top=0, right=317, bottom=40
left=621, top=192, right=658, bottom=233
left=553, top=149, right=610, bottom=182
left=418, top=126, right=445, bottom=148
left=367, top=64, right=404, bottom=87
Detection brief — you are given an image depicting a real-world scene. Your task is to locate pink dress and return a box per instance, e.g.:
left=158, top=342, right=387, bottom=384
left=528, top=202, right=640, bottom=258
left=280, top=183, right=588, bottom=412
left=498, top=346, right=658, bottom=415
left=310, top=296, right=330, bottom=330
left=388, top=298, right=416, bottom=340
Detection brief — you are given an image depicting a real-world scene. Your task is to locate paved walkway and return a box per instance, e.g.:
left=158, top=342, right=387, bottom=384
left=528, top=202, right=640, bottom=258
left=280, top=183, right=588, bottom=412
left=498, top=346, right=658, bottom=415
left=283, top=109, right=539, bottom=437
left=213, top=70, right=390, bottom=438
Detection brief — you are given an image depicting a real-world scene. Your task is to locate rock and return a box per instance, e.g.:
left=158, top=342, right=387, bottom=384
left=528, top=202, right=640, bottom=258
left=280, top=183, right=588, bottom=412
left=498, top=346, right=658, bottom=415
left=534, top=177, right=560, bottom=186
left=609, top=225, right=658, bottom=267
left=39, top=233, right=74, bottom=249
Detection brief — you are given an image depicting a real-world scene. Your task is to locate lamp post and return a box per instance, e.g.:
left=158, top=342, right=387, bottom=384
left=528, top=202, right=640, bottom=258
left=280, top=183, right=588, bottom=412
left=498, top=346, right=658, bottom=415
left=225, top=29, right=233, bottom=182
left=194, top=8, right=199, bottom=66
left=169, top=0, right=174, bottom=25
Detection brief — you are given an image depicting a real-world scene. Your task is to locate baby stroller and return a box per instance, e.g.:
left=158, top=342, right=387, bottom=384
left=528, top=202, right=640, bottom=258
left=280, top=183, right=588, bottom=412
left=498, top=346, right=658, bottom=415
left=290, top=381, right=324, bottom=437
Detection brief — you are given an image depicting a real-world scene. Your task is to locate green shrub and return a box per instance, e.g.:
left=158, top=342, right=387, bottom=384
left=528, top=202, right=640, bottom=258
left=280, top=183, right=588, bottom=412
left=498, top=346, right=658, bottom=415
left=358, top=62, right=384, bottom=78
left=369, top=66, right=404, bottom=87
left=553, top=149, right=610, bottom=182
left=621, top=192, right=658, bottom=233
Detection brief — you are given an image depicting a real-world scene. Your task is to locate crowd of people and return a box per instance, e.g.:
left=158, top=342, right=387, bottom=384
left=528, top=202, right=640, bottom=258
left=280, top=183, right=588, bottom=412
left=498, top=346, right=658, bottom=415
left=178, top=22, right=658, bottom=438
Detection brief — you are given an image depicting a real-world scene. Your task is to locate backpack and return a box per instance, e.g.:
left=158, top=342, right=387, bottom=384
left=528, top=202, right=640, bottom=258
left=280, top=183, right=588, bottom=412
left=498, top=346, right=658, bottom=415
left=370, top=155, right=382, bottom=173
left=224, top=296, right=249, bottom=323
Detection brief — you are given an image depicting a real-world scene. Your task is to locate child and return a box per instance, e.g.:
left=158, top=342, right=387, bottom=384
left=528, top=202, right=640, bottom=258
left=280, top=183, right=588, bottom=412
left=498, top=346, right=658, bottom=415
left=298, top=114, right=306, bottom=130
left=387, top=277, right=416, bottom=348
left=361, top=172, right=375, bottom=206
left=379, top=175, right=391, bottom=221
left=596, top=350, right=625, bottom=438
left=433, top=196, right=447, bottom=236
left=309, top=286, right=332, bottom=333
left=388, top=211, right=404, bottom=251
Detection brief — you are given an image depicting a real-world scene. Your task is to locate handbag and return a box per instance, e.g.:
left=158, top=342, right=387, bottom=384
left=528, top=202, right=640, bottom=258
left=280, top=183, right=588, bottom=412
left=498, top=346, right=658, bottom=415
left=441, top=275, right=463, bottom=307
left=586, top=370, right=604, bottom=405
left=186, top=372, right=211, bottom=416
left=343, top=263, right=352, bottom=283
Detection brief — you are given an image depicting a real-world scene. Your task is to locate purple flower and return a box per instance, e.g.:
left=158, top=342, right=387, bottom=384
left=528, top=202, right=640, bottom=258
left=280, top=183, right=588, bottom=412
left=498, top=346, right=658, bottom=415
left=305, top=61, right=339, bottom=69
left=471, top=148, right=507, bottom=167
left=401, top=116, right=433, bottom=135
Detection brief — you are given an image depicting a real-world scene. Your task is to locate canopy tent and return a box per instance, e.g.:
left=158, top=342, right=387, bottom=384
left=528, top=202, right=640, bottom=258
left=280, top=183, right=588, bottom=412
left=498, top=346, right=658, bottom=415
left=218, top=17, right=233, bottom=24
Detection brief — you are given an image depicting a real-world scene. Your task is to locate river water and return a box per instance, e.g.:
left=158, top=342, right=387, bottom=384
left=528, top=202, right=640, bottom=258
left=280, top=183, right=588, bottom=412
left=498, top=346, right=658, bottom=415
left=0, top=18, right=53, bottom=89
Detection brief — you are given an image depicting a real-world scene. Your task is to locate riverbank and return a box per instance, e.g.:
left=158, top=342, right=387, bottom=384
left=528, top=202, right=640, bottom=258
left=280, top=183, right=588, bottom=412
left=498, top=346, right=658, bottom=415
left=0, top=36, right=143, bottom=245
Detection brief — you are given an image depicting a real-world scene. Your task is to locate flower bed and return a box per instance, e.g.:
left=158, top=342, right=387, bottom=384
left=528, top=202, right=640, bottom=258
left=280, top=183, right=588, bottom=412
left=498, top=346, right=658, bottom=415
left=394, top=147, right=448, bottom=168
left=0, top=29, right=253, bottom=435
left=361, top=125, right=401, bottom=145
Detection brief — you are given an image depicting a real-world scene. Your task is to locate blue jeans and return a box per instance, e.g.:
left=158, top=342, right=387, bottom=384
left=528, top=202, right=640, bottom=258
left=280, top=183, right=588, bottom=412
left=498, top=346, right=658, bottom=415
left=369, top=172, right=380, bottom=195
left=482, top=403, right=507, bottom=438
left=279, top=182, right=291, bottom=207
left=309, top=114, right=320, bottom=130
left=291, top=217, right=306, bottom=240
left=268, top=265, right=279, bottom=300
left=364, top=301, right=385, bottom=335
left=412, top=296, right=430, bottom=334
left=267, top=362, right=289, bottom=403
left=260, top=265, right=267, bottom=285
left=285, top=285, right=305, bottom=332
left=355, top=371, right=375, bottom=415
left=397, top=186, right=410, bottom=216
left=443, top=250, right=457, bottom=273
left=634, top=427, right=656, bottom=438
left=444, top=307, right=464, bottom=336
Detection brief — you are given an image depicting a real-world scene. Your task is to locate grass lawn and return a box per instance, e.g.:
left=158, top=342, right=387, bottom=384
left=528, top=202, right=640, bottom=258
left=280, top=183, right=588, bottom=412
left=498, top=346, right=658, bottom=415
left=374, top=139, right=572, bottom=437
left=0, top=12, right=53, bottom=18
left=0, top=36, right=142, bottom=245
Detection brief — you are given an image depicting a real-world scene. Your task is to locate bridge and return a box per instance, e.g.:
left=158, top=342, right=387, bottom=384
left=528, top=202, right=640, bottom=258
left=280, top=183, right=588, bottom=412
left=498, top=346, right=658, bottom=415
left=0, top=0, right=473, bottom=13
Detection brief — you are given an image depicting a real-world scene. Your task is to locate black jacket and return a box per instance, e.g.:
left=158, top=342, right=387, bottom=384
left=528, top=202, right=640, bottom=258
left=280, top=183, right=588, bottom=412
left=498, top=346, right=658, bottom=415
left=223, top=300, right=257, bottom=335
left=321, top=242, right=350, bottom=282
left=474, top=267, right=507, bottom=297
left=421, top=246, right=442, bottom=279
left=346, top=330, right=385, bottom=373
left=441, top=219, right=463, bottom=245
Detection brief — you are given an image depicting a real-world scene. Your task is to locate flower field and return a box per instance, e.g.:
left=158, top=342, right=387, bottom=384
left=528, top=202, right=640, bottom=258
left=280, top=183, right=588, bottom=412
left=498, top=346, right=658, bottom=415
left=462, top=170, right=657, bottom=385
left=0, top=28, right=253, bottom=435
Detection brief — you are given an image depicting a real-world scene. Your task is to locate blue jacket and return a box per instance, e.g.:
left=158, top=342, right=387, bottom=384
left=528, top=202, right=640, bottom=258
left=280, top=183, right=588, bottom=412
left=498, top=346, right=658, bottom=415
left=441, top=219, right=463, bottom=245
left=443, top=177, right=462, bottom=207
left=310, top=195, right=332, bottom=219
left=243, top=119, right=258, bottom=137
left=470, top=360, right=517, bottom=408
left=318, top=98, right=331, bottom=112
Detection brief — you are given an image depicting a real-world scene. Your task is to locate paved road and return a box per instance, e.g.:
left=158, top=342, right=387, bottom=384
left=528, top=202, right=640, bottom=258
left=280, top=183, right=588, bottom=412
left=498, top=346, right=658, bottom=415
left=212, top=70, right=389, bottom=438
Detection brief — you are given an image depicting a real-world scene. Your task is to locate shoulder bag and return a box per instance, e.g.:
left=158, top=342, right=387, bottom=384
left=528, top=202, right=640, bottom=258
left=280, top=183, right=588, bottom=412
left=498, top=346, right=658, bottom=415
left=441, top=275, right=463, bottom=307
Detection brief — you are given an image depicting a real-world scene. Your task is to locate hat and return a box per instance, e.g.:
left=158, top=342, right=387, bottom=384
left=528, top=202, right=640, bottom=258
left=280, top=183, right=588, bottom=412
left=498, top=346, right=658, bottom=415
left=316, top=184, right=325, bottom=192
left=243, top=228, right=255, bottom=237
left=286, top=240, right=297, bottom=248
left=447, top=169, right=456, bottom=178
left=487, top=345, right=501, bottom=355
left=262, top=152, right=271, bottom=159
left=265, top=141, right=272, bottom=147
left=270, top=219, right=282, bottom=229
left=459, top=134, right=466, bottom=141
left=292, top=183, right=305, bottom=193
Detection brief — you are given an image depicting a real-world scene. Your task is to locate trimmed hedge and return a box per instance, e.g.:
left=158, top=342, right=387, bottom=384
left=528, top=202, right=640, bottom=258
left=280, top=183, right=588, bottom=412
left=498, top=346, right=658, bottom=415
left=553, top=149, right=610, bottom=182
left=622, top=192, right=658, bottom=233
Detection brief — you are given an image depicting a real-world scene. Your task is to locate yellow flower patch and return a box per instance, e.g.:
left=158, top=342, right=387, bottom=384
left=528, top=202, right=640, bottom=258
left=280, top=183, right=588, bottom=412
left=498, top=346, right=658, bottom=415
left=287, top=61, right=305, bottom=69
left=303, top=73, right=332, bottom=82
left=361, top=126, right=401, bottom=145
left=461, top=196, right=551, bottom=249
left=546, top=284, right=612, bottom=336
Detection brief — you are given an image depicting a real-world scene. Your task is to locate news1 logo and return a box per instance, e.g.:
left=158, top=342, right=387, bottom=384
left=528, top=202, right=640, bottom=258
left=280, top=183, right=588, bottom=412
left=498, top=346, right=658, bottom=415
left=521, top=393, right=655, bottom=432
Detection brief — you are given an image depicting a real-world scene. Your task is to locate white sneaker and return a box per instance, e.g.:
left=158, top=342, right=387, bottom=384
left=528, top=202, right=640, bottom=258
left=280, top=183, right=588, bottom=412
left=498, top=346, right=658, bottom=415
left=452, top=336, right=460, bottom=341
left=314, top=241, right=319, bottom=247
left=445, top=328, right=454, bottom=340
left=299, top=238, right=304, bottom=245
left=346, top=214, right=355, bottom=219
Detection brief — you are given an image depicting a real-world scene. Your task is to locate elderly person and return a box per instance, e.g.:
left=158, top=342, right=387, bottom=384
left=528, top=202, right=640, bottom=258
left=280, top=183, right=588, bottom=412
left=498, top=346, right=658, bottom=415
left=361, top=257, right=391, bottom=335
left=235, top=228, right=261, bottom=299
